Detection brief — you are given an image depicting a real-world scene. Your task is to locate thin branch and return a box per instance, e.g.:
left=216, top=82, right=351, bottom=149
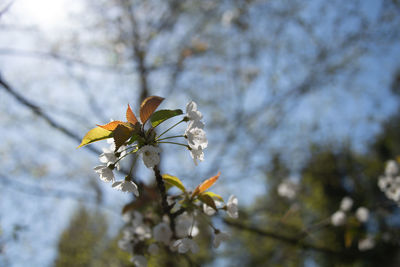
left=0, top=173, right=94, bottom=202
left=0, top=1, right=13, bottom=18
left=0, top=74, right=101, bottom=155
left=0, top=48, right=133, bottom=74
left=223, top=219, right=343, bottom=255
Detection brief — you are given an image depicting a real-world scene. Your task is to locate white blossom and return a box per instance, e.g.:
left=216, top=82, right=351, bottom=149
left=213, top=232, right=230, bottom=248
left=118, top=238, right=133, bottom=252
left=186, top=101, right=203, bottom=122
left=358, top=236, right=375, bottom=251
left=131, top=255, right=147, bottom=267
left=340, top=197, right=353, bottom=212
left=189, top=145, right=204, bottom=166
left=94, top=165, right=115, bottom=182
left=185, top=121, right=208, bottom=150
left=385, top=160, right=399, bottom=176
left=112, top=180, right=139, bottom=196
left=173, top=238, right=199, bottom=254
left=331, top=210, right=346, bottom=226
left=148, top=243, right=159, bottom=254
left=138, top=145, right=161, bottom=168
left=277, top=180, right=298, bottom=200
left=227, top=195, right=239, bottom=219
left=378, top=161, right=400, bottom=204
left=175, top=214, right=199, bottom=238
left=134, top=224, right=152, bottom=240
left=203, top=203, right=216, bottom=216
left=355, top=207, right=369, bottom=223
left=100, top=139, right=126, bottom=170
left=153, top=222, right=173, bottom=245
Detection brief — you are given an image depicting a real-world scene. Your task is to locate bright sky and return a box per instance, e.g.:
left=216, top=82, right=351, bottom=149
left=10, top=0, right=75, bottom=30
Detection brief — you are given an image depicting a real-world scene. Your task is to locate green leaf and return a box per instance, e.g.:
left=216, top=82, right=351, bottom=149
left=78, top=127, right=112, bottom=148
left=199, top=194, right=218, bottom=211
left=150, top=109, right=183, bottom=128
left=162, top=174, right=186, bottom=192
left=202, top=191, right=224, bottom=202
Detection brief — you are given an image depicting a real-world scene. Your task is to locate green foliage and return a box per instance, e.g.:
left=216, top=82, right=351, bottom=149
left=162, top=174, right=186, bottom=192
left=150, top=109, right=183, bottom=128
left=78, top=127, right=112, bottom=148
left=54, top=206, right=131, bottom=267
left=227, top=108, right=400, bottom=266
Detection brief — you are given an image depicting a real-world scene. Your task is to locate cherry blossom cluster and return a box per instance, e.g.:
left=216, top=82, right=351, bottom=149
left=330, top=196, right=372, bottom=251
left=378, top=159, right=400, bottom=204
left=117, top=178, right=238, bottom=265
left=79, top=97, right=238, bottom=266
left=88, top=99, right=208, bottom=196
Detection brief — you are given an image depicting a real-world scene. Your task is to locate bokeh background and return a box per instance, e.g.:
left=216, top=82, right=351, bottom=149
left=1, top=0, right=400, bottom=266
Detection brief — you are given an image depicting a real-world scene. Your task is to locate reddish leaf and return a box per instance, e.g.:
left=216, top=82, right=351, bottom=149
left=192, top=172, right=221, bottom=198
left=113, top=124, right=133, bottom=151
left=139, top=96, right=164, bottom=124
left=97, top=120, right=125, bottom=131
left=126, top=104, right=139, bottom=125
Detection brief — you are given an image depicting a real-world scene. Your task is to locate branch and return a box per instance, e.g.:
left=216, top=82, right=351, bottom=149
left=153, top=165, right=176, bottom=237
left=223, top=219, right=343, bottom=255
left=0, top=74, right=101, bottom=155
left=0, top=173, right=95, bottom=202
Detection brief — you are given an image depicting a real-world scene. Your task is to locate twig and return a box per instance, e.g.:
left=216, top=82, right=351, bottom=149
left=153, top=165, right=176, bottom=237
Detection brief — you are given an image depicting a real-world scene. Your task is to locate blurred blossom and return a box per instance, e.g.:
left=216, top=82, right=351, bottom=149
left=173, top=238, right=199, bottom=254
left=277, top=180, right=298, bottom=200
left=358, top=236, right=375, bottom=251
left=385, top=160, right=399, bottom=176
left=331, top=210, right=346, bottom=226
left=148, top=243, right=159, bottom=254
left=356, top=207, right=369, bottom=223
left=340, top=197, right=353, bottom=212
left=213, top=232, right=230, bottom=248
left=227, top=195, right=239, bottom=219
left=131, top=255, right=147, bottom=267
left=153, top=222, right=172, bottom=245
left=378, top=160, right=400, bottom=204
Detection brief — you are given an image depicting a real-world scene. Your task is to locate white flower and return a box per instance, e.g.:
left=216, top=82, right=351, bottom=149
left=358, top=236, right=375, bottom=251
left=186, top=101, right=203, bottom=122
left=189, top=145, right=204, bottom=166
left=203, top=203, right=216, bottom=216
left=385, top=160, right=399, bottom=176
left=173, top=238, right=199, bottom=254
left=138, top=145, right=161, bottom=168
left=175, top=214, right=199, bottom=238
left=213, top=232, right=230, bottom=248
left=112, top=180, right=139, bottom=196
left=100, top=140, right=126, bottom=170
left=148, top=243, right=159, bottom=254
left=226, top=195, right=239, bottom=219
left=277, top=180, right=298, bottom=200
left=340, top=197, right=353, bottom=212
left=131, top=255, right=147, bottom=267
left=185, top=121, right=208, bottom=150
left=118, top=238, right=133, bottom=252
left=331, top=210, right=346, bottom=226
left=94, top=165, right=115, bottom=182
left=134, top=224, right=151, bottom=240
left=153, top=222, right=172, bottom=245
left=378, top=175, right=391, bottom=190
left=355, top=207, right=369, bottom=223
